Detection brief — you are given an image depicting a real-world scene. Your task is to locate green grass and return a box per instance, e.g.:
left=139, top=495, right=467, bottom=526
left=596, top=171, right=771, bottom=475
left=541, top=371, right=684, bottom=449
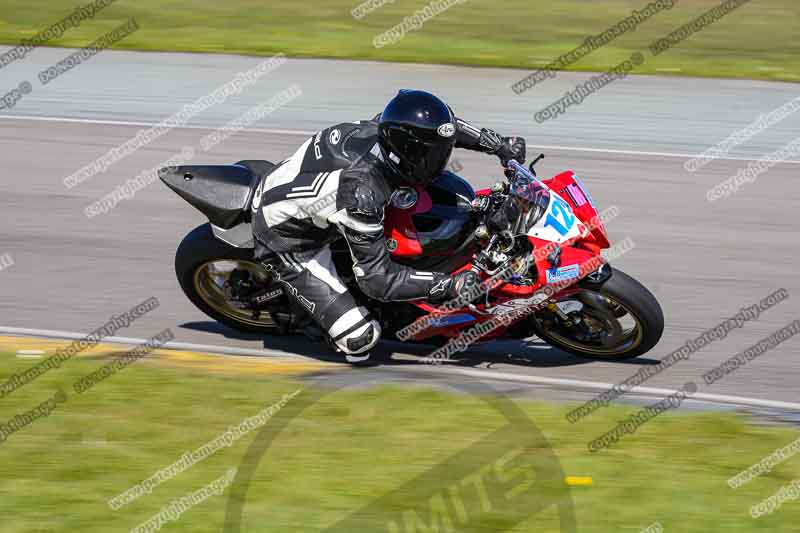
left=0, top=0, right=797, bottom=82
left=1, top=350, right=799, bottom=532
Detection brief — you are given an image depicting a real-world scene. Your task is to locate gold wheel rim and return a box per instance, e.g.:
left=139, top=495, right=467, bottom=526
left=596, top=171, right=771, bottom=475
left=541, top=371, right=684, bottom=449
left=193, top=260, right=278, bottom=329
left=538, top=291, right=643, bottom=357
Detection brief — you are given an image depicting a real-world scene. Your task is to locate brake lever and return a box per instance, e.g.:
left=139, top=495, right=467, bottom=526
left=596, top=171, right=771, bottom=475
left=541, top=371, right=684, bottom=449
left=528, top=154, right=545, bottom=176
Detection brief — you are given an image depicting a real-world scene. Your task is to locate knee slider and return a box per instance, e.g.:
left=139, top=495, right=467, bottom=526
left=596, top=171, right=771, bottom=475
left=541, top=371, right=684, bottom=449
left=336, top=320, right=381, bottom=354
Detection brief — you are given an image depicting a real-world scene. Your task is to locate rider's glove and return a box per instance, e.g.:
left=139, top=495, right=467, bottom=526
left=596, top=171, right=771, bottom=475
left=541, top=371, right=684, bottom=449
left=495, top=136, right=527, bottom=167
left=476, top=128, right=527, bottom=166
left=428, top=271, right=481, bottom=305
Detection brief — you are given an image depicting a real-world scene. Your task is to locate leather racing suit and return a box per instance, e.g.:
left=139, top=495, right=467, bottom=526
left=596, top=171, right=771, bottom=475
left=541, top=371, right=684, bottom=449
left=251, top=116, right=522, bottom=356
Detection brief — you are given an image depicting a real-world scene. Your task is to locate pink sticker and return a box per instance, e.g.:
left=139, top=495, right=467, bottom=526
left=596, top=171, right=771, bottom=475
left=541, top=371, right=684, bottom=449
left=566, top=184, right=587, bottom=207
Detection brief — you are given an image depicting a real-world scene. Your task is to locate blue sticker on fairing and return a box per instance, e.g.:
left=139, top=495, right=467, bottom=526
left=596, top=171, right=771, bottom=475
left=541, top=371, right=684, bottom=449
left=429, top=314, right=476, bottom=328
left=546, top=264, right=580, bottom=283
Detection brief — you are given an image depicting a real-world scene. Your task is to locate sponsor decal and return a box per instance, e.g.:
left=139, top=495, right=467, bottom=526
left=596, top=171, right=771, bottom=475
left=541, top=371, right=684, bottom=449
left=564, top=184, right=587, bottom=207
left=429, top=278, right=449, bottom=295
left=299, top=295, right=316, bottom=313
left=571, top=174, right=597, bottom=210
left=437, top=122, right=455, bottom=138
left=390, top=187, right=418, bottom=209
left=283, top=280, right=317, bottom=313
left=253, top=288, right=283, bottom=304
left=545, top=264, right=580, bottom=283
left=428, top=313, right=476, bottom=328
left=555, top=300, right=583, bottom=315
left=488, top=293, right=551, bottom=314
left=313, top=131, right=323, bottom=160
left=251, top=180, right=263, bottom=212
left=329, top=129, right=341, bottom=145
left=386, top=238, right=398, bottom=252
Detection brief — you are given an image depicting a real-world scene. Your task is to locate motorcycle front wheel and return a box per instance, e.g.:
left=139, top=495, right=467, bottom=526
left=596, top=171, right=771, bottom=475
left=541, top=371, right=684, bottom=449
left=530, top=267, right=664, bottom=360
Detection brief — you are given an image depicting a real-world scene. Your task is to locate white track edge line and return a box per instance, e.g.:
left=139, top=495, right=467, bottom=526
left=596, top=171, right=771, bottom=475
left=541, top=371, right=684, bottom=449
left=534, top=143, right=800, bottom=165
left=2, top=114, right=799, bottom=166
left=0, top=113, right=315, bottom=137
left=0, top=326, right=310, bottom=361
left=413, top=366, right=800, bottom=411
left=3, top=325, right=799, bottom=412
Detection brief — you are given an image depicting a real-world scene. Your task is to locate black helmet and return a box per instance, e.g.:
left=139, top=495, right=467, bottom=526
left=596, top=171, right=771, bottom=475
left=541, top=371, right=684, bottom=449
left=378, top=90, right=456, bottom=187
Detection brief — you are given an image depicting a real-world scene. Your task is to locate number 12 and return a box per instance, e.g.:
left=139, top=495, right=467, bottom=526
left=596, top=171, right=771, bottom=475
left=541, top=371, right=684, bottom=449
left=544, top=197, right=575, bottom=236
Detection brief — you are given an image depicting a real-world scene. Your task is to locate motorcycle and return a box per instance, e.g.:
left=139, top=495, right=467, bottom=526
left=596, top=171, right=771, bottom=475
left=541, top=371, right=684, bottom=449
left=159, top=155, right=663, bottom=360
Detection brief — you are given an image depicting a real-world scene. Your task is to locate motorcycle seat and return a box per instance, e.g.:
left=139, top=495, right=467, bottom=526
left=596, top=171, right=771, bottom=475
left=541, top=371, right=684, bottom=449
left=235, top=160, right=277, bottom=221
left=159, top=160, right=275, bottom=229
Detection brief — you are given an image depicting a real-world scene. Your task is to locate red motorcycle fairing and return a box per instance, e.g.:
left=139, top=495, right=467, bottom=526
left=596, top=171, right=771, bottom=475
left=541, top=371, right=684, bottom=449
left=384, top=172, right=478, bottom=273
left=543, top=170, right=610, bottom=249
left=384, top=168, right=610, bottom=342
left=383, top=188, right=430, bottom=257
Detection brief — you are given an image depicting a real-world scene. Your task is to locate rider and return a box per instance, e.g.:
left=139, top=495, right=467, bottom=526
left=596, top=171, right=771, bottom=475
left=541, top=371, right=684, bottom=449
left=252, top=89, right=526, bottom=363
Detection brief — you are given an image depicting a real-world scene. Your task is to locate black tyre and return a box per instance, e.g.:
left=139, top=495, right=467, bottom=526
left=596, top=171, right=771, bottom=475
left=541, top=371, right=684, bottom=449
left=531, top=267, right=664, bottom=360
left=175, top=224, right=280, bottom=334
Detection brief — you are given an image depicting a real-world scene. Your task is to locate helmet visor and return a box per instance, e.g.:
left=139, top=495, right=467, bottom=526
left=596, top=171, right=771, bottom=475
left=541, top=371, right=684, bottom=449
left=383, top=123, right=455, bottom=185
left=403, top=138, right=453, bottom=185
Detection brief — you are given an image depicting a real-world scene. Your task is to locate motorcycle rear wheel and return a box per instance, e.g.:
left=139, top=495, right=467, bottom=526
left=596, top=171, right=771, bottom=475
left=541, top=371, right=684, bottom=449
left=175, top=224, right=281, bottom=334
left=530, top=267, right=664, bottom=360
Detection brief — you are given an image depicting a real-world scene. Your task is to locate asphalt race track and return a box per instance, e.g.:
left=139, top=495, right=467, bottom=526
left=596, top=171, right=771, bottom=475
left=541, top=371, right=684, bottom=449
left=1, top=47, right=799, bottom=410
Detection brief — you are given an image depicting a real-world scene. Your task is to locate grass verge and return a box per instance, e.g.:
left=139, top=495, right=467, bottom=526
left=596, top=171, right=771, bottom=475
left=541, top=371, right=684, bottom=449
left=0, top=348, right=798, bottom=532
left=0, top=0, right=797, bottom=83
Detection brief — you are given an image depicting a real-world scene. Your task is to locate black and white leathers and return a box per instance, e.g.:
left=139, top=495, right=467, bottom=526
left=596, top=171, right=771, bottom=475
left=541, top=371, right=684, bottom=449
left=252, top=116, right=512, bottom=356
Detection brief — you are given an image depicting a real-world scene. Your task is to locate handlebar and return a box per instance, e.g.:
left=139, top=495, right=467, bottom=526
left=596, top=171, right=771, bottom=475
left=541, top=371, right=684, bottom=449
left=504, top=154, right=545, bottom=179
